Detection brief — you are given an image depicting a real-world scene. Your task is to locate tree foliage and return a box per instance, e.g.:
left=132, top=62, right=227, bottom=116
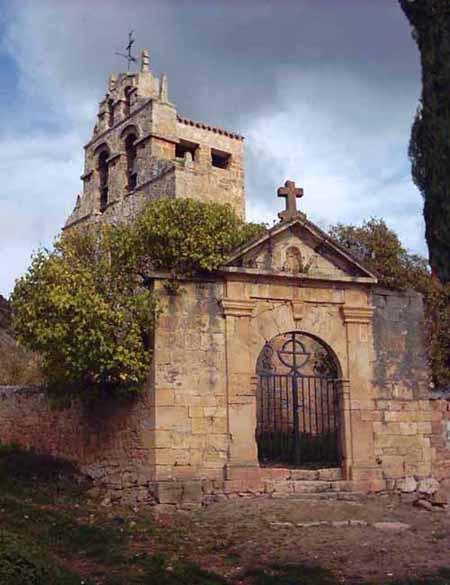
left=329, top=218, right=428, bottom=291
left=11, top=199, right=267, bottom=398
left=398, top=0, right=450, bottom=283
left=11, top=226, right=155, bottom=397
left=134, top=198, right=266, bottom=275
left=330, top=218, right=450, bottom=388
left=0, top=295, right=10, bottom=330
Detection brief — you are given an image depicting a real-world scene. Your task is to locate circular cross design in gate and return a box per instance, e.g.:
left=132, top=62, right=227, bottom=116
left=277, top=334, right=311, bottom=373
left=255, top=331, right=342, bottom=468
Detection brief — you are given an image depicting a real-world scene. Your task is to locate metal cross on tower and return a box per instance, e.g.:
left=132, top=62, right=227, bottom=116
left=116, top=31, right=138, bottom=71
left=277, top=180, right=304, bottom=222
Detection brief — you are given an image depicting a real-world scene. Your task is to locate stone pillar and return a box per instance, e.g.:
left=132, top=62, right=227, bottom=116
left=106, top=153, right=124, bottom=202
left=222, top=297, right=259, bottom=477
left=338, top=379, right=353, bottom=480
left=341, top=305, right=383, bottom=487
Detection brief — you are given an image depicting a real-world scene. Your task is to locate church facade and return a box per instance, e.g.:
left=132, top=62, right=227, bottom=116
left=1, top=51, right=448, bottom=508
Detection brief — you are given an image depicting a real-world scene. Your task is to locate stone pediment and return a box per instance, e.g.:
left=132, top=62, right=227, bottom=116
left=224, top=216, right=377, bottom=283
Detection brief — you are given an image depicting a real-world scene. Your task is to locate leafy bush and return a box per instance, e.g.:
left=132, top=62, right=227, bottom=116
left=330, top=218, right=450, bottom=387
left=11, top=199, right=266, bottom=397
left=11, top=224, right=156, bottom=398
left=329, top=218, right=429, bottom=291
left=424, top=279, right=450, bottom=388
left=0, top=295, right=11, bottom=329
left=135, top=198, right=266, bottom=274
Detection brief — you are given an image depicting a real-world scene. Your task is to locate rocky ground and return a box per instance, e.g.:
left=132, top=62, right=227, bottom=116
left=168, top=493, right=450, bottom=584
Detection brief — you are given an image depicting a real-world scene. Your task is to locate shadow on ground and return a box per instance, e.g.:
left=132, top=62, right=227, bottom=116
left=0, top=445, right=449, bottom=585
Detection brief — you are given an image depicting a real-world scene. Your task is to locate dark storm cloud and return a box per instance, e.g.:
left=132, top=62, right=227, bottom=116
left=5, top=0, right=418, bottom=129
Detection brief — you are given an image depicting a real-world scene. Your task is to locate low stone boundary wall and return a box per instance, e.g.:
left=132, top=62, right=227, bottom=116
left=0, top=385, right=155, bottom=504
left=0, top=385, right=449, bottom=509
left=430, top=392, right=450, bottom=488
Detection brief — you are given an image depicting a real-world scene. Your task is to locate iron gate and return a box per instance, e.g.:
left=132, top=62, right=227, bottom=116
left=256, top=332, right=341, bottom=468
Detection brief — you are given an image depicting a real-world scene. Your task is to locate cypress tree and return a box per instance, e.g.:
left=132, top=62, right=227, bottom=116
left=398, top=0, right=450, bottom=283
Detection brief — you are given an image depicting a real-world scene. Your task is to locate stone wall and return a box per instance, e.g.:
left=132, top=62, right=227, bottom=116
left=372, top=288, right=429, bottom=399
left=430, top=393, right=450, bottom=489
left=151, top=279, right=229, bottom=482
left=0, top=281, right=447, bottom=508
left=371, top=288, right=434, bottom=484
left=0, top=385, right=155, bottom=505
left=175, top=119, right=245, bottom=219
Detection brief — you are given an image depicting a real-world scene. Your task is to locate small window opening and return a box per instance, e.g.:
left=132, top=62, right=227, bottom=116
left=124, top=86, right=132, bottom=117
left=107, top=99, right=114, bottom=127
left=125, top=133, right=138, bottom=191
left=175, top=140, right=198, bottom=162
left=211, top=148, right=231, bottom=169
left=98, top=150, right=109, bottom=212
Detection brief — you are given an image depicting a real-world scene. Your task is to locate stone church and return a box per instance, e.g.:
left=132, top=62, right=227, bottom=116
left=1, top=50, right=449, bottom=507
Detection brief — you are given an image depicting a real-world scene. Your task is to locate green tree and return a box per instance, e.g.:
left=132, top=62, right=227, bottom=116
left=329, top=218, right=428, bottom=291
left=398, top=0, right=450, bottom=283
left=11, top=199, right=266, bottom=398
left=135, top=198, right=266, bottom=275
left=11, top=225, right=156, bottom=398
left=330, top=218, right=450, bottom=388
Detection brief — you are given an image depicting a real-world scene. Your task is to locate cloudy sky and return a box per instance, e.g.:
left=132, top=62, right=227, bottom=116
left=0, top=0, right=423, bottom=297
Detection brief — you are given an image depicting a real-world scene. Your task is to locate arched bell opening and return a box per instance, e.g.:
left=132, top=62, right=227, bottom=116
left=255, top=331, right=343, bottom=469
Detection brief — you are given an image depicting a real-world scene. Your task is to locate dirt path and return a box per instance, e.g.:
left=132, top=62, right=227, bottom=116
left=155, top=495, right=450, bottom=583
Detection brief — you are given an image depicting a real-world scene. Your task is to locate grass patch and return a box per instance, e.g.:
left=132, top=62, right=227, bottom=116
left=0, top=494, right=126, bottom=564
left=388, top=568, right=450, bottom=585
left=243, top=564, right=337, bottom=585
left=0, top=444, right=230, bottom=584
left=0, top=444, right=449, bottom=585
left=0, top=529, right=88, bottom=585
left=104, top=554, right=229, bottom=585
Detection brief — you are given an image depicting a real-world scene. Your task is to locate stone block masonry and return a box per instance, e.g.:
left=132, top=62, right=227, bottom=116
left=370, top=288, right=438, bottom=486
left=0, top=385, right=156, bottom=504
left=65, top=51, right=245, bottom=231
left=0, top=282, right=448, bottom=508
left=151, top=279, right=229, bottom=482
left=430, top=393, right=450, bottom=489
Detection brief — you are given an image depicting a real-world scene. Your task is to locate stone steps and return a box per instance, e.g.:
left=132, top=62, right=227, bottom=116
left=279, top=491, right=367, bottom=502
left=221, top=467, right=366, bottom=502
left=263, top=473, right=365, bottom=501
left=264, top=479, right=356, bottom=494
left=258, top=467, right=343, bottom=482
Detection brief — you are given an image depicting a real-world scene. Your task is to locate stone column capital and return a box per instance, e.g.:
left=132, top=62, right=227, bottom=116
left=221, top=298, right=255, bottom=318
left=341, top=306, right=375, bottom=324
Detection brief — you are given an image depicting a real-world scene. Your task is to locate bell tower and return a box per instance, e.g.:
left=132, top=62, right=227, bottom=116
left=65, top=49, right=245, bottom=229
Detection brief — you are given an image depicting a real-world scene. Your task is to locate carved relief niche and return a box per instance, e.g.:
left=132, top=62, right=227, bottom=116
left=284, top=246, right=303, bottom=273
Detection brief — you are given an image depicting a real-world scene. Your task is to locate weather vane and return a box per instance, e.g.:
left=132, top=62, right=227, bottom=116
left=116, top=30, right=137, bottom=71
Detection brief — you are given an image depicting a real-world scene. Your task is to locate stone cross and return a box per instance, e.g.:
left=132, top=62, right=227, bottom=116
left=277, top=180, right=304, bottom=221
